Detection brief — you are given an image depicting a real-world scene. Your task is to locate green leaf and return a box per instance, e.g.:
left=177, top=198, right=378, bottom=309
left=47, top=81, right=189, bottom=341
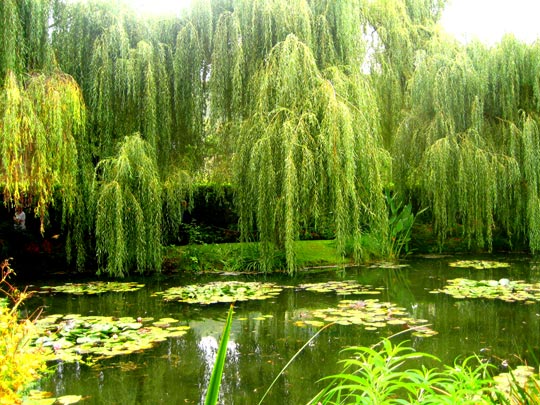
left=204, top=304, right=234, bottom=405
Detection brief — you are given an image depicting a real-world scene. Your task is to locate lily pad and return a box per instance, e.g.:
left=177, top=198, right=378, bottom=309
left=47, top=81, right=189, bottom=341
left=448, top=260, right=510, bottom=269
left=433, top=277, right=540, bottom=302
left=23, top=392, right=83, bottom=405
left=297, top=280, right=382, bottom=296
left=32, top=314, right=189, bottom=365
left=368, top=262, right=410, bottom=269
left=293, top=298, right=437, bottom=337
left=152, top=281, right=283, bottom=304
left=36, top=281, right=145, bottom=295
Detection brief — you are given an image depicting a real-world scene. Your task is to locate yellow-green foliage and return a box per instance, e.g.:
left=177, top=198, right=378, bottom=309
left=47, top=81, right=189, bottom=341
left=0, top=70, right=85, bottom=233
left=0, top=303, right=46, bottom=404
left=0, top=262, right=47, bottom=404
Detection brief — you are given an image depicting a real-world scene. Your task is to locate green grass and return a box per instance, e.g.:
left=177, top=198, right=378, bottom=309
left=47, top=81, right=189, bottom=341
left=294, top=240, right=350, bottom=268
left=163, top=240, right=354, bottom=273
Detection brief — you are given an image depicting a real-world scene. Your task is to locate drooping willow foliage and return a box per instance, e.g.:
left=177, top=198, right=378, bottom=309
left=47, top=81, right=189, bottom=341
left=173, top=21, right=205, bottom=162
left=394, top=34, right=540, bottom=253
left=236, top=35, right=389, bottom=273
left=5, top=0, right=540, bottom=277
left=0, top=70, right=86, bottom=231
left=93, top=134, right=162, bottom=277
left=366, top=0, right=446, bottom=148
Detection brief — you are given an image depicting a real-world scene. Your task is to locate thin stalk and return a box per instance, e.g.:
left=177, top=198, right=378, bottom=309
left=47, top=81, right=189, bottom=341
left=257, top=322, right=335, bottom=405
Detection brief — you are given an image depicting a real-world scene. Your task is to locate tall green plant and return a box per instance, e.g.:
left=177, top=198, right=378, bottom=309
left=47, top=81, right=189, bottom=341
left=204, top=304, right=234, bottom=405
left=386, top=191, right=426, bottom=258
left=308, top=339, right=499, bottom=405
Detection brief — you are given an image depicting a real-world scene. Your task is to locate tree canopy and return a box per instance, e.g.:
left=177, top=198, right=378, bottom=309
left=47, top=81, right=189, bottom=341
left=2, top=0, right=540, bottom=276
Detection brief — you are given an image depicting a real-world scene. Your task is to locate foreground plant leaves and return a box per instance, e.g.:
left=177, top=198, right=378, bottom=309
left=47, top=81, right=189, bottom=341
left=432, top=278, right=540, bottom=302
left=36, top=281, right=145, bottom=295
left=294, top=299, right=437, bottom=337
left=448, top=260, right=510, bottom=269
left=152, top=281, right=283, bottom=304
left=493, top=365, right=540, bottom=403
left=31, top=314, right=189, bottom=365
left=297, top=280, right=383, bottom=295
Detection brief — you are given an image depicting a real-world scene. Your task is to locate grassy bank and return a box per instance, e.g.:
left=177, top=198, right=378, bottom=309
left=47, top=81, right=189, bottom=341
left=163, top=240, right=354, bottom=273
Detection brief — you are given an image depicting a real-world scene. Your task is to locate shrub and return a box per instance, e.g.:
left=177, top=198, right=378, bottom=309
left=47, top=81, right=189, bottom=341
left=0, top=260, right=47, bottom=404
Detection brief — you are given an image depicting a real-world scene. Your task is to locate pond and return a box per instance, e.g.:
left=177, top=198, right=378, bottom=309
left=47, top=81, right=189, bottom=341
left=21, top=254, right=540, bottom=404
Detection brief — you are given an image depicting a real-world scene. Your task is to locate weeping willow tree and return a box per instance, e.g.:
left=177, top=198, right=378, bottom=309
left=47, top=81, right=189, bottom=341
left=0, top=70, right=87, bottom=232
left=520, top=117, right=540, bottom=252
left=236, top=35, right=389, bottom=273
left=0, top=0, right=23, bottom=81
left=130, top=40, right=158, bottom=151
left=393, top=36, right=527, bottom=251
left=94, top=134, right=162, bottom=277
left=88, top=21, right=132, bottom=158
left=51, top=0, right=148, bottom=96
left=162, top=169, right=194, bottom=243
left=87, top=22, right=177, bottom=166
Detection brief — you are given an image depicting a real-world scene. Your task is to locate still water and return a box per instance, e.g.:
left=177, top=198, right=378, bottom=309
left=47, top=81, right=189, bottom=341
left=23, top=254, right=540, bottom=404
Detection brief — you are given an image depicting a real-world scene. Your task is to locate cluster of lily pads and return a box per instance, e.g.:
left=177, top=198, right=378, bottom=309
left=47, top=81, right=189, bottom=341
left=297, top=280, right=383, bottom=296
left=28, top=277, right=439, bottom=372
left=152, top=281, right=283, bottom=304
left=32, top=314, right=189, bottom=364
left=35, top=281, right=145, bottom=295
left=432, top=278, right=540, bottom=303
left=294, top=298, right=437, bottom=337
left=448, top=260, right=510, bottom=269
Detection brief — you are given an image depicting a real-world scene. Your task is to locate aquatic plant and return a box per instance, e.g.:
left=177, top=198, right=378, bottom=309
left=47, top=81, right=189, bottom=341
left=432, top=277, right=540, bottom=302
left=449, top=260, right=511, bottom=269
left=153, top=281, right=283, bottom=305
left=297, top=280, right=382, bottom=296
left=493, top=365, right=540, bottom=404
left=386, top=191, right=428, bottom=258
left=32, top=314, right=189, bottom=365
left=307, top=339, right=499, bottom=404
left=293, top=298, right=437, bottom=337
left=36, top=281, right=145, bottom=295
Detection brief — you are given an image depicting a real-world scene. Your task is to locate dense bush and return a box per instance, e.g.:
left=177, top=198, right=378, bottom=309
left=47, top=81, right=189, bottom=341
left=0, top=261, right=47, bottom=404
